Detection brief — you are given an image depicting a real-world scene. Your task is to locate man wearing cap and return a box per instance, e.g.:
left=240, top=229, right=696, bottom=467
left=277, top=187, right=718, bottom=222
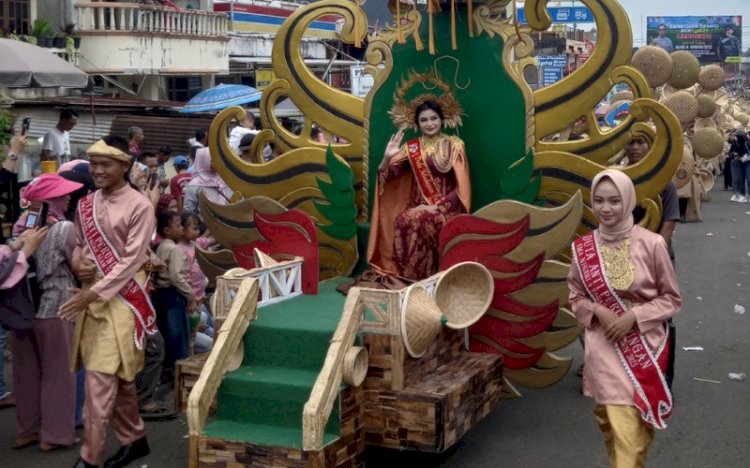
left=169, top=155, right=192, bottom=211
left=58, top=138, right=156, bottom=468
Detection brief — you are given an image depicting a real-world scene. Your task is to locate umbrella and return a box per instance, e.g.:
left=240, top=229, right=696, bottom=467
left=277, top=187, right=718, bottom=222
left=179, top=84, right=262, bottom=114
left=0, top=38, right=89, bottom=88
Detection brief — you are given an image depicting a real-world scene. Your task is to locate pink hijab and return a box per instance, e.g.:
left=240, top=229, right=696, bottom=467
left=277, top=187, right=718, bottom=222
left=591, top=169, right=636, bottom=243
left=189, top=147, right=224, bottom=188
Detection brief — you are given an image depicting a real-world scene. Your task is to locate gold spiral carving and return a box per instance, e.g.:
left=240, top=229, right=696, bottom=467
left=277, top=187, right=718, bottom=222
left=529, top=0, right=636, bottom=140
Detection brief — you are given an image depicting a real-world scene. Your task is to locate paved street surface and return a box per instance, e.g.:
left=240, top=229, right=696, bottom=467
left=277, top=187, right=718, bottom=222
left=2, top=188, right=749, bottom=467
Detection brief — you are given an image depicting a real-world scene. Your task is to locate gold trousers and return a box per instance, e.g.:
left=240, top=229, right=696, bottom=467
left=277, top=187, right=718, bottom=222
left=594, top=404, right=654, bottom=468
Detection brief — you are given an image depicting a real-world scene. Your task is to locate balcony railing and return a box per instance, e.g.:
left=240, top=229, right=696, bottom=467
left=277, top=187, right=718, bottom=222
left=75, top=2, right=228, bottom=38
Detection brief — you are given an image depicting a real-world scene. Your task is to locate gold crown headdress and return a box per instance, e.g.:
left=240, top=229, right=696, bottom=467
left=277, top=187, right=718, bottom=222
left=389, top=70, right=464, bottom=131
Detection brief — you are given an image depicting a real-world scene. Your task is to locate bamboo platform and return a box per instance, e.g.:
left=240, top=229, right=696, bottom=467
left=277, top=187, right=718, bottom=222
left=362, top=328, right=503, bottom=452
left=196, top=385, right=365, bottom=467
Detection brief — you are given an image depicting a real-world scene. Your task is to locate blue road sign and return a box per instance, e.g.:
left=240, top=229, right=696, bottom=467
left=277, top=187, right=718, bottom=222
left=517, top=7, right=594, bottom=25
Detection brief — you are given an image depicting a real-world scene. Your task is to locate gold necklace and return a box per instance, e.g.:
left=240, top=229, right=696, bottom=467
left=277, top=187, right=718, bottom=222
left=600, top=238, right=635, bottom=291
left=421, top=135, right=452, bottom=172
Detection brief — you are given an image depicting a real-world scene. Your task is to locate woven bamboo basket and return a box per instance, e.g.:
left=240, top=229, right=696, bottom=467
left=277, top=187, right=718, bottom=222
left=659, top=83, right=676, bottom=100
left=669, top=51, right=700, bottom=89
left=696, top=94, right=718, bottom=118
left=736, top=113, right=750, bottom=127
left=631, top=45, right=673, bottom=88
left=673, top=145, right=695, bottom=189
left=693, top=128, right=725, bottom=160
left=400, top=285, right=445, bottom=358
left=694, top=117, right=717, bottom=130
left=342, top=346, right=368, bottom=386
left=664, top=91, right=699, bottom=124
left=698, top=65, right=726, bottom=91
left=434, top=262, right=494, bottom=329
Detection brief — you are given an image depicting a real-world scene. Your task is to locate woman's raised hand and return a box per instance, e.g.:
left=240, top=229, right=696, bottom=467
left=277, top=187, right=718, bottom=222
left=384, top=130, right=404, bottom=161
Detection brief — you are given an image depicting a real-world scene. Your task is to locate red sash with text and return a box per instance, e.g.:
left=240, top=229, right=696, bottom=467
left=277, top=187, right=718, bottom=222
left=406, top=138, right=441, bottom=205
left=572, top=231, right=672, bottom=429
left=79, top=193, right=156, bottom=350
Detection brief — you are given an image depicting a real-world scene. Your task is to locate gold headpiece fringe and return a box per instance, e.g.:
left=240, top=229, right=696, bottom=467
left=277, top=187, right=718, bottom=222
left=389, top=70, right=464, bottom=130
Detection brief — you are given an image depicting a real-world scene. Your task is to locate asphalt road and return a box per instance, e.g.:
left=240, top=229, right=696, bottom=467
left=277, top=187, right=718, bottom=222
left=2, top=187, right=749, bottom=468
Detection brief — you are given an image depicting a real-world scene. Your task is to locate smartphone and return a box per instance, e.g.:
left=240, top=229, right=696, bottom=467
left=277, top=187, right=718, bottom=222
left=21, top=117, right=31, bottom=136
left=38, top=202, right=49, bottom=227
left=147, top=172, right=158, bottom=191
left=24, top=201, right=49, bottom=228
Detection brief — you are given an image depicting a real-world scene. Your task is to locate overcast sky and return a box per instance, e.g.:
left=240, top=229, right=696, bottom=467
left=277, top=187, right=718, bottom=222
left=602, top=1, right=750, bottom=47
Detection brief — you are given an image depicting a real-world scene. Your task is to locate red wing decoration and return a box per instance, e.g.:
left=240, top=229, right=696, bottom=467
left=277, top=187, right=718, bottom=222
left=439, top=214, right=559, bottom=371
left=232, top=209, right=320, bottom=294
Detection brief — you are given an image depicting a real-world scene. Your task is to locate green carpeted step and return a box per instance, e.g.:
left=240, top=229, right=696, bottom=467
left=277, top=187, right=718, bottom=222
left=202, top=419, right=339, bottom=449
left=242, top=279, right=349, bottom=372
left=209, top=279, right=351, bottom=449
left=216, top=366, right=342, bottom=434
left=220, top=365, right=320, bottom=401
left=243, top=326, right=334, bottom=372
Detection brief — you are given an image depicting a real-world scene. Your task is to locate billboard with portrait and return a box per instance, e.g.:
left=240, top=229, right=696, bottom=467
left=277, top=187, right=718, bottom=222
left=646, top=16, right=743, bottom=64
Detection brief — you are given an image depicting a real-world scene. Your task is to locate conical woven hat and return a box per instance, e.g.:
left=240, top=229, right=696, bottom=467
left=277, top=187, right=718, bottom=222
left=693, top=128, right=725, bottom=159
left=253, top=248, right=279, bottom=268
left=664, top=91, right=699, bottom=124
left=696, top=94, right=718, bottom=118
left=736, top=113, right=750, bottom=126
left=669, top=51, right=701, bottom=89
left=434, top=262, right=494, bottom=329
left=631, top=45, right=673, bottom=88
left=673, top=144, right=695, bottom=189
left=401, top=285, right=445, bottom=358
left=699, top=65, right=726, bottom=91
left=700, top=169, right=715, bottom=192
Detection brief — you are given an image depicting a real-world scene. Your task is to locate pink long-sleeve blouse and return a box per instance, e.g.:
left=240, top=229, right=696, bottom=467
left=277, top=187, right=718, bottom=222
left=568, top=225, right=682, bottom=405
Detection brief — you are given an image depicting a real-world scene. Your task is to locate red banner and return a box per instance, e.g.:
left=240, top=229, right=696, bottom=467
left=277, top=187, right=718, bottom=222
left=79, top=194, right=156, bottom=350
left=406, top=138, right=441, bottom=205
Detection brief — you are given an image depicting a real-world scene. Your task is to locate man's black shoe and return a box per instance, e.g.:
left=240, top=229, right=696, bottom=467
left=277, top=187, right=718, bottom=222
left=72, top=457, right=98, bottom=468
left=102, top=437, right=149, bottom=468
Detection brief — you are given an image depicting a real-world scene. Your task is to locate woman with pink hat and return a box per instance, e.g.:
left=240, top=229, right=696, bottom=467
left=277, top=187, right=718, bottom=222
left=10, top=173, right=83, bottom=451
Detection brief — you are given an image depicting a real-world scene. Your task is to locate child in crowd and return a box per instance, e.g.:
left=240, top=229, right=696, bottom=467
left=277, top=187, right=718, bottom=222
left=178, top=213, right=213, bottom=353
left=154, top=211, right=197, bottom=382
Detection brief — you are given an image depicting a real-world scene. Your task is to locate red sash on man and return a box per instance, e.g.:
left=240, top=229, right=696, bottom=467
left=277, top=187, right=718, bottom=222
left=406, top=138, right=441, bottom=205
left=79, top=193, right=157, bottom=350
left=572, top=231, right=672, bottom=429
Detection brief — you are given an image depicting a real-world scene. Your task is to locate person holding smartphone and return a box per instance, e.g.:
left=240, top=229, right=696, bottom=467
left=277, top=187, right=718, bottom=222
left=10, top=173, right=83, bottom=451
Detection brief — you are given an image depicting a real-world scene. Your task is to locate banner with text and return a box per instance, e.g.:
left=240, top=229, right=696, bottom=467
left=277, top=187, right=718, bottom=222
left=537, top=56, right=567, bottom=87
left=646, top=16, right=743, bottom=64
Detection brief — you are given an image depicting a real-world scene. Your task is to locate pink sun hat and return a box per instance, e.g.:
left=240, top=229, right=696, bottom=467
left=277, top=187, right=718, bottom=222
left=21, top=173, right=83, bottom=203
left=57, top=159, right=89, bottom=174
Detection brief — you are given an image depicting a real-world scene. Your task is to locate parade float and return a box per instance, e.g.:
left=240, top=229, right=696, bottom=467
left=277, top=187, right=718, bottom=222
left=179, top=1, right=684, bottom=466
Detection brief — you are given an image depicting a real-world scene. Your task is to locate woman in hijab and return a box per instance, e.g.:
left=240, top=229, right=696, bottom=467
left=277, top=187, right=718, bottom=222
left=10, top=173, right=83, bottom=451
left=567, top=169, right=681, bottom=467
left=182, top=147, right=233, bottom=216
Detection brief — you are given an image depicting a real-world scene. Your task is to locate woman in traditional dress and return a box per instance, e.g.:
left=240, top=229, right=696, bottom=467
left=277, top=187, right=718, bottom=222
left=567, top=169, right=681, bottom=467
left=367, top=99, right=470, bottom=281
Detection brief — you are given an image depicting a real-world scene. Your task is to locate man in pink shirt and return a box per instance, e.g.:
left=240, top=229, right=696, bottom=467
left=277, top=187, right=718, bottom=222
left=59, top=137, right=156, bottom=468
